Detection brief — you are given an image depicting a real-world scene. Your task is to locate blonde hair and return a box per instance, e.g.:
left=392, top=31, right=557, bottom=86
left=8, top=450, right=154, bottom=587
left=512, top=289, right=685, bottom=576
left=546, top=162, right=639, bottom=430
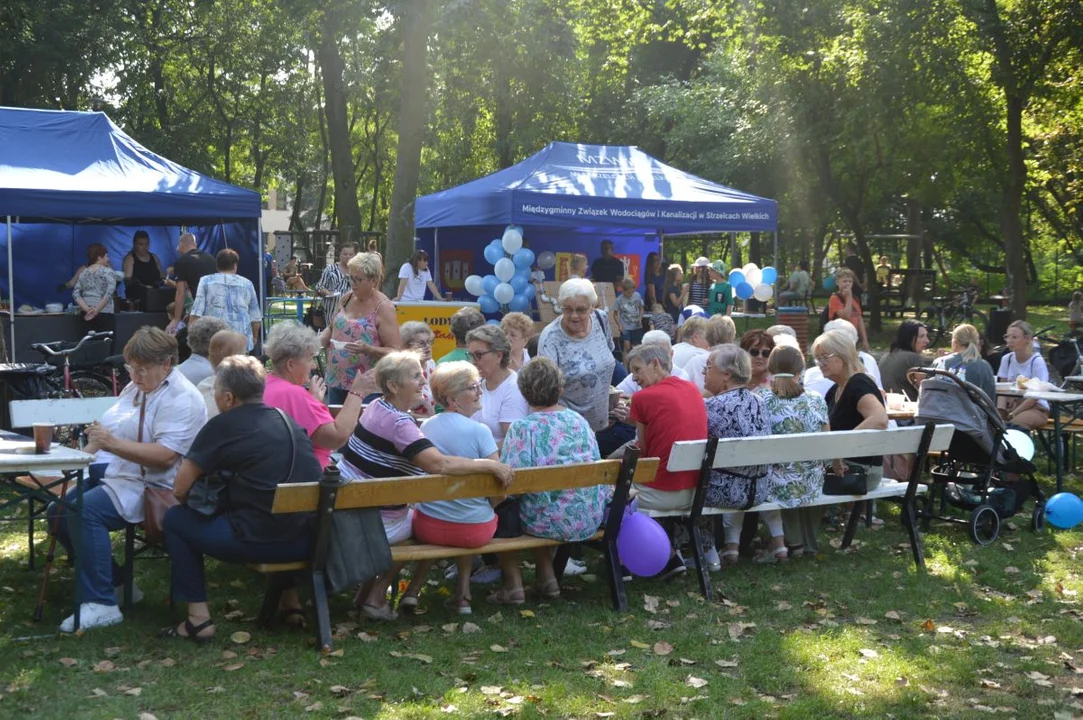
left=679, top=315, right=708, bottom=342
left=834, top=268, right=857, bottom=283
left=706, top=314, right=736, bottom=346
left=124, top=326, right=178, bottom=366
left=1007, top=319, right=1033, bottom=338
left=428, top=361, right=479, bottom=408
left=208, top=330, right=248, bottom=367
left=812, top=330, right=863, bottom=377
left=952, top=323, right=982, bottom=362
left=500, top=312, right=534, bottom=340
left=767, top=345, right=806, bottom=400
left=347, top=251, right=384, bottom=283
left=373, top=350, right=422, bottom=396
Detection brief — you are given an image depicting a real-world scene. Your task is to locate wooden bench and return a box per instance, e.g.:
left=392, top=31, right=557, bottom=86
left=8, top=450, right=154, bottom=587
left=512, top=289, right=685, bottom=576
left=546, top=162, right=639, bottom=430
left=654, top=423, right=955, bottom=601
left=252, top=450, right=659, bottom=652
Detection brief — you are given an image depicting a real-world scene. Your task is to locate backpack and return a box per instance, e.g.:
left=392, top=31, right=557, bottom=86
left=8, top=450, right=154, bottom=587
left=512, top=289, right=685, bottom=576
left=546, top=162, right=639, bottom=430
left=818, top=294, right=838, bottom=333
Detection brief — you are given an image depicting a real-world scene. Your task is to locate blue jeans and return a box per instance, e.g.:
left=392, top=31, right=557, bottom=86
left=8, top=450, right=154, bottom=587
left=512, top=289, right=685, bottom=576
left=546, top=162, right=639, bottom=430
left=47, top=475, right=127, bottom=607
left=163, top=505, right=312, bottom=603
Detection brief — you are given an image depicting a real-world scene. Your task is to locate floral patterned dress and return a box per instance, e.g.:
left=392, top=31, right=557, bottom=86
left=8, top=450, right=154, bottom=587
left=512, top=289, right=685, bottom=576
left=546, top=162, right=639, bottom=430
left=704, top=388, right=771, bottom=508
left=325, top=293, right=384, bottom=394
left=761, top=391, right=828, bottom=506
left=501, top=408, right=611, bottom=541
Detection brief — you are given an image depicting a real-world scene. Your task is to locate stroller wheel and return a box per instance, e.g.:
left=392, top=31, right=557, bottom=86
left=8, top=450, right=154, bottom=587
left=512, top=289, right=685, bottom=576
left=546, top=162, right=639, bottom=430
left=969, top=504, right=1000, bottom=546
left=1032, top=503, right=1046, bottom=532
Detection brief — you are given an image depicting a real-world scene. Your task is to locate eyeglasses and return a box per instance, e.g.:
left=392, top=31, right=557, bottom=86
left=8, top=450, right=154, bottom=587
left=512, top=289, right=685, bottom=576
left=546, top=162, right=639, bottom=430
left=464, top=382, right=483, bottom=394
left=469, top=350, right=496, bottom=362
left=125, top=363, right=159, bottom=378
left=561, top=305, right=592, bottom=316
left=813, top=353, right=837, bottom=366
left=747, top=348, right=771, bottom=358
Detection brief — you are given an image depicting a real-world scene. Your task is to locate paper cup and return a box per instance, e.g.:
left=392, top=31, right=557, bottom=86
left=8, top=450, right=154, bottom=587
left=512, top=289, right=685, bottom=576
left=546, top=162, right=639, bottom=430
left=33, top=423, right=54, bottom=454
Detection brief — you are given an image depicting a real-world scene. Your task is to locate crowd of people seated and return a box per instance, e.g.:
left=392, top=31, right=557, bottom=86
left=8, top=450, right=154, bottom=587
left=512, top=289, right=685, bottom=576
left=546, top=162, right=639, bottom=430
left=45, top=257, right=1041, bottom=636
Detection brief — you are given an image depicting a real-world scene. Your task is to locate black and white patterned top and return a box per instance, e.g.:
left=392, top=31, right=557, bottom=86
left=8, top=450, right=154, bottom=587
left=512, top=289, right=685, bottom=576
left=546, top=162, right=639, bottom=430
left=315, top=262, right=351, bottom=319
left=72, top=264, right=117, bottom=314
left=704, top=387, right=771, bottom=508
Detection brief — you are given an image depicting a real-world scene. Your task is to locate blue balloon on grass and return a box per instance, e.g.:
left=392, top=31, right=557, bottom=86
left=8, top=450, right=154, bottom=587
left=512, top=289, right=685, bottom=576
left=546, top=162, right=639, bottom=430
left=1045, top=493, right=1083, bottom=529
left=482, top=274, right=499, bottom=295
left=823, top=275, right=837, bottom=291
left=484, top=242, right=504, bottom=265
left=478, top=294, right=499, bottom=314
left=761, top=266, right=777, bottom=284
left=735, top=282, right=754, bottom=300
left=729, top=270, right=746, bottom=286
left=513, top=248, right=535, bottom=269
left=510, top=274, right=530, bottom=293
left=508, top=294, right=531, bottom=313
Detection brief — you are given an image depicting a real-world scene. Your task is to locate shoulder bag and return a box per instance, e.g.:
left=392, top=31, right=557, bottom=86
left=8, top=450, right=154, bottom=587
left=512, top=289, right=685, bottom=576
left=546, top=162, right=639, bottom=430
left=141, top=393, right=178, bottom=546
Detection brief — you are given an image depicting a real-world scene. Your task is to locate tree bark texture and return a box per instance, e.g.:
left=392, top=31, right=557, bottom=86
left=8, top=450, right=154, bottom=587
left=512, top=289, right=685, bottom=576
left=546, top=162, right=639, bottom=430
left=317, top=19, right=364, bottom=245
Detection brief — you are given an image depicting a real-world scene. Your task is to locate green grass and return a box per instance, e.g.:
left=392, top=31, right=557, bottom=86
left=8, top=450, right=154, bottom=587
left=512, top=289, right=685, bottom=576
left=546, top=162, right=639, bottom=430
left=2, top=474, right=1083, bottom=719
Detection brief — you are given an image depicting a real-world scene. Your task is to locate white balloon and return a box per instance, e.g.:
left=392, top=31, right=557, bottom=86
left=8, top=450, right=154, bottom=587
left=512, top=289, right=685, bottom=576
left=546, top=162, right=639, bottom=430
left=742, top=263, right=758, bottom=276
left=753, top=283, right=774, bottom=302
left=494, top=282, right=515, bottom=304
left=502, top=227, right=524, bottom=255
left=537, top=251, right=556, bottom=270
left=746, top=267, right=763, bottom=286
left=494, top=257, right=515, bottom=282
left=464, top=274, right=484, bottom=297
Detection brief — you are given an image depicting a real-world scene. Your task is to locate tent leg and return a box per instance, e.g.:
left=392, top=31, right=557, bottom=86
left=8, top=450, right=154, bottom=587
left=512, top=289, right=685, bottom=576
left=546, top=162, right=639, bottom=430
left=6, top=216, right=13, bottom=362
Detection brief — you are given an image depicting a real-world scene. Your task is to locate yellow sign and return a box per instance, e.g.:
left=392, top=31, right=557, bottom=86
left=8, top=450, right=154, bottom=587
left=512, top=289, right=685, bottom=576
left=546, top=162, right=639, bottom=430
left=395, top=301, right=480, bottom=360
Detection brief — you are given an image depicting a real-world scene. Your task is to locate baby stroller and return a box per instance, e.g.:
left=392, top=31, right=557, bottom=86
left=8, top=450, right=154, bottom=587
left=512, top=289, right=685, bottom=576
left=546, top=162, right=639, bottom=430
left=912, top=368, right=1045, bottom=545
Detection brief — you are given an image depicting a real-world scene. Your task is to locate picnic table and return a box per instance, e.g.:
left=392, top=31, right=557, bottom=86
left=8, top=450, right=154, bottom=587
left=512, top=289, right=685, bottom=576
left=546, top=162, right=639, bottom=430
left=996, top=384, right=1083, bottom=491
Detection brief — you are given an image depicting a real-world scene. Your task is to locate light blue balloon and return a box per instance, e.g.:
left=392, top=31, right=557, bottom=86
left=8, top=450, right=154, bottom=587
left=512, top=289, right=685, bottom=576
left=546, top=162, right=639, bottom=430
left=510, top=275, right=530, bottom=293
left=484, top=243, right=504, bottom=265
left=1046, top=492, right=1083, bottom=529
left=513, top=248, right=535, bottom=269
left=486, top=319, right=501, bottom=326
left=735, top=282, right=754, bottom=300
left=508, top=294, right=530, bottom=313
left=762, top=266, right=777, bottom=284
left=823, top=276, right=837, bottom=291
left=522, top=284, right=536, bottom=300
left=729, top=270, right=746, bottom=286
left=478, top=294, right=499, bottom=314
left=482, top=274, right=499, bottom=295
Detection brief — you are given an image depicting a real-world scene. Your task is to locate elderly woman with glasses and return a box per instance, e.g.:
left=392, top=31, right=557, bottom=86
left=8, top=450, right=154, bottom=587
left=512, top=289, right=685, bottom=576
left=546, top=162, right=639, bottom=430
left=47, top=327, right=206, bottom=632
left=703, top=345, right=771, bottom=566
left=537, top=279, right=616, bottom=435
left=812, top=329, right=888, bottom=490
left=400, top=321, right=437, bottom=417
left=739, top=329, right=776, bottom=391
left=340, top=351, right=513, bottom=621
left=466, top=325, right=529, bottom=449
left=321, top=252, right=401, bottom=405
left=263, top=321, right=368, bottom=468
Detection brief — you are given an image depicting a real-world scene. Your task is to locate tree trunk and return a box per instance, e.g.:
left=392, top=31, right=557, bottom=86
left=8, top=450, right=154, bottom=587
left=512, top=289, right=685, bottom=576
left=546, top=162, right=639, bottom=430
left=289, top=173, right=306, bottom=232
left=384, top=0, right=431, bottom=294
left=1002, top=95, right=1028, bottom=318
left=317, top=20, right=363, bottom=246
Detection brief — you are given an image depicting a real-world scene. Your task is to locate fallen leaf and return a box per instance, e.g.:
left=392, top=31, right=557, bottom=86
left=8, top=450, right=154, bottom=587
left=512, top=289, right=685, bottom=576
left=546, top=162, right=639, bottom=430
left=1004, top=567, right=1020, bottom=574
left=896, top=676, right=910, bottom=687
left=59, top=658, right=78, bottom=667
left=221, top=650, right=238, bottom=660
left=487, top=612, right=503, bottom=623
left=775, top=601, right=792, bottom=611
left=230, top=631, right=251, bottom=644
left=921, top=619, right=936, bottom=632
left=441, top=623, right=458, bottom=633
left=715, top=658, right=739, bottom=668
left=124, top=687, right=143, bottom=697
left=327, top=649, right=345, bottom=657
left=223, top=663, right=245, bottom=671
left=520, top=610, right=535, bottom=618
left=652, top=642, right=673, bottom=656
left=103, top=647, right=121, bottom=657
left=646, top=619, right=671, bottom=630
left=728, top=622, right=757, bottom=640
left=490, top=644, right=509, bottom=653
left=1025, top=671, right=1050, bottom=681
left=304, top=702, right=323, bottom=712
left=89, top=688, right=107, bottom=698
left=480, top=686, right=503, bottom=696
left=885, top=610, right=901, bottom=621
left=980, top=679, right=1001, bottom=689
left=855, top=617, right=878, bottom=625
left=160, top=657, right=176, bottom=668
left=462, top=622, right=482, bottom=634
left=858, top=648, right=879, bottom=658
left=630, top=640, right=650, bottom=649
left=138, top=714, right=158, bottom=720
left=643, top=595, right=661, bottom=614
left=92, top=660, right=115, bottom=673
left=357, top=631, right=378, bottom=642
left=685, top=675, right=708, bottom=689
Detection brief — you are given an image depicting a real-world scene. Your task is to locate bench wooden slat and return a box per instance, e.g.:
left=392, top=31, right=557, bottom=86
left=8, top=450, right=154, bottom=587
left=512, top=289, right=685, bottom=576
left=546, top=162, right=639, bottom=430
left=9, top=397, right=117, bottom=427
left=667, top=425, right=954, bottom=472
left=270, top=458, right=659, bottom=514
left=644, top=480, right=926, bottom=517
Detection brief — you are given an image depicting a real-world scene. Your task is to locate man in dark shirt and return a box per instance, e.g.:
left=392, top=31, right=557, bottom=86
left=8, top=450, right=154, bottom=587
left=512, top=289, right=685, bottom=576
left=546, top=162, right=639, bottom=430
left=167, top=233, right=218, bottom=334
left=590, top=240, right=625, bottom=288
left=843, top=243, right=866, bottom=296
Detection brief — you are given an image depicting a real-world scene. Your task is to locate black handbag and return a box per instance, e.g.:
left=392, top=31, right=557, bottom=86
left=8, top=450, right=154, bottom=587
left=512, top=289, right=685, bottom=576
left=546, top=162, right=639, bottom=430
left=303, top=298, right=326, bottom=330
left=822, top=465, right=869, bottom=496
left=492, top=498, right=522, bottom=538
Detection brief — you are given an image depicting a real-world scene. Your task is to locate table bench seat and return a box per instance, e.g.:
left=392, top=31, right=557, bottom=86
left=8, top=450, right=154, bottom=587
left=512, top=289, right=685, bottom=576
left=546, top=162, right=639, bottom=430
left=645, top=481, right=928, bottom=518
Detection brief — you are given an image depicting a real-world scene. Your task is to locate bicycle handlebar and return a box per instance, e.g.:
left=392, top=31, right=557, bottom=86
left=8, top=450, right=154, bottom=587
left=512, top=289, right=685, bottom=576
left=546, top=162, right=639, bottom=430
left=30, top=330, right=113, bottom=357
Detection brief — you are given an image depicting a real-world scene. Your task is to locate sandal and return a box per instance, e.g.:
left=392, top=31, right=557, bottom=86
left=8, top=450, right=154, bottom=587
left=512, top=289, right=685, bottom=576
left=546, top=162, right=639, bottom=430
left=720, top=550, right=740, bottom=566
left=487, top=587, right=526, bottom=605
left=533, top=579, right=560, bottom=600
left=445, top=596, right=472, bottom=616
left=398, top=595, right=421, bottom=615
left=361, top=603, right=398, bottom=621
left=280, top=607, right=307, bottom=630
left=159, top=617, right=215, bottom=645
left=754, top=547, right=789, bottom=565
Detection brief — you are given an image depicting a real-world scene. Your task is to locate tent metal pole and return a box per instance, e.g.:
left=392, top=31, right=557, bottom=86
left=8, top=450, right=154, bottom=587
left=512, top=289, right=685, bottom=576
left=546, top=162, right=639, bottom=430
left=774, top=231, right=778, bottom=270
left=6, top=216, right=13, bottom=362
left=257, top=218, right=265, bottom=346
left=433, top=228, right=440, bottom=297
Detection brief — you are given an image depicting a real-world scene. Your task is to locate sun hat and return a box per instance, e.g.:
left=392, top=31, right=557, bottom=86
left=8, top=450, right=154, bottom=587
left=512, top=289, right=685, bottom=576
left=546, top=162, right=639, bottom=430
left=693, top=256, right=710, bottom=268
left=710, top=260, right=726, bottom=275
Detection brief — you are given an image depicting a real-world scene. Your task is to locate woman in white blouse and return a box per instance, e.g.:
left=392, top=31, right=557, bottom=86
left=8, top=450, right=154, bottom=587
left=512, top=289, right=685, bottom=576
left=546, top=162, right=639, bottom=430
left=466, top=324, right=529, bottom=448
left=997, top=320, right=1050, bottom=430
left=394, top=249, right=442, bottom=302
left=47, top=327, right=206, bottom=633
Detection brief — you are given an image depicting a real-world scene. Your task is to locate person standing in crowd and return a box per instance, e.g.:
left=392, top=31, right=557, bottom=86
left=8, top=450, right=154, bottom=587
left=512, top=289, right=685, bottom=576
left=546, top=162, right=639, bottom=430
left=500, top=312, right=534, bottom=371
left=72, top=243, right=117, bottom=334
left=395, top=249, right=442, bottom=301
left=167, top=233, right=217, bottom=335
left=438, top=307, right=486, bottom=364
left=314, top=242, right=357, bottom=321
left=827, top=268, right=870, bottom=351
left=568, top=254, right=589, bottom=280
left=843, top=243, right=866, bottom=296
left=706, top=261, right=732, bottom=316
left=875, top=255, right=892, bottom=287
left=686, top=257, right=712, bottom=309
left=643, top=252, right=665, bottom=310
left=613, top=278, right=645, bottom=356
left=663, top=264, right=687, bottom=322
left=779, top=261, right=810, bottom=305
left=122, top=230, right=164, bottom=308
left=590, top=240, right=625, bottom=291
left=189, top=249, right=263, bottom=353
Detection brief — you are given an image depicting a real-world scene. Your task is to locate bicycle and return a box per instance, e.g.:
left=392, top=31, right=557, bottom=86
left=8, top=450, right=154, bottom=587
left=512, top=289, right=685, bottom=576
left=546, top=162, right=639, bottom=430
left=920, top=288, right=988, bottom=348
left=30, top=330, right=124, bottom=398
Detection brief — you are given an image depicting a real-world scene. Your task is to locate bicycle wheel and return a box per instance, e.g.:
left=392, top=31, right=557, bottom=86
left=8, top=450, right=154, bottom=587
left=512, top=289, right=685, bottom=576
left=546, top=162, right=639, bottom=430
left=70, top=372, right=113, bottom=398
left=920, top=308, right=944, bottom=347
left=964, top=308, right=988, bottom=333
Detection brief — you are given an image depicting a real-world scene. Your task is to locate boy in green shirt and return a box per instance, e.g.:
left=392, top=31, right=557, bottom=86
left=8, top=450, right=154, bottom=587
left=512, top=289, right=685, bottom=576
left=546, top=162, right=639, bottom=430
left=706, top=260, right=732, bottom=316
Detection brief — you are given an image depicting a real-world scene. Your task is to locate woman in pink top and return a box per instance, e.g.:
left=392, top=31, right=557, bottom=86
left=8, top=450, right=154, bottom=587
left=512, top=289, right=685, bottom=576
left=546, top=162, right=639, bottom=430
left=320, top=252, right=400, bottom=404
left=264, top=321, right=368, bottom=467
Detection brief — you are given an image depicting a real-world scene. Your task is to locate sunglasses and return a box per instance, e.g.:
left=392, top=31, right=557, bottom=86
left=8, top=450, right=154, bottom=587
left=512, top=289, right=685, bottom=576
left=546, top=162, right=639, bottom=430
left=747, top=348, right=771, bottom=358
left=469, top=350, right=496, bottom=362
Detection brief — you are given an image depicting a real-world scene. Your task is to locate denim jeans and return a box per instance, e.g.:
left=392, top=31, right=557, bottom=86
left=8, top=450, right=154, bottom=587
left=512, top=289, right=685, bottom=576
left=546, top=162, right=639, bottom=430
left=47, top=478, right=127, bottom=607
left=163, top=505, right=312, bottom=603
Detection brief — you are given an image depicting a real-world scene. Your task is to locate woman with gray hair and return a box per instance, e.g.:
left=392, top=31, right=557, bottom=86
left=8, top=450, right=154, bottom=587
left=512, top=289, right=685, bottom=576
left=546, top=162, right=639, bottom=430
left=176, top=316, right=228, bottom=385
left=683, top=314, right=737, bottom=392
left=162, top=356, right=324, bottom=642
left=537, top=278, right=616, bottom=435
left=339, top=351, right=513, bottom=620
left=466, top=324, right=528, bottom=448
left=399, top=320, right=436, bottom=417
left=264, top=320, right=367, bottom=469
left=702, top=344, right=771, bottom=567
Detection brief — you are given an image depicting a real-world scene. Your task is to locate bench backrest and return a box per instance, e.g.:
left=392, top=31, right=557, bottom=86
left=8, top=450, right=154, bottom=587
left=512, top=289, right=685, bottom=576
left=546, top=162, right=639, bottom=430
left=271, top=457, right=659, bottom=514
left=667, top=424, right=955, bottom=472
left=9, top=396, right=117, bottom=428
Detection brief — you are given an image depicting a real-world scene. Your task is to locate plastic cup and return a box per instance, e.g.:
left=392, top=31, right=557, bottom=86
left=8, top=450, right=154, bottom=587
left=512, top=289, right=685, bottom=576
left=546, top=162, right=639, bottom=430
left=33, top=423, right=54, bottom=454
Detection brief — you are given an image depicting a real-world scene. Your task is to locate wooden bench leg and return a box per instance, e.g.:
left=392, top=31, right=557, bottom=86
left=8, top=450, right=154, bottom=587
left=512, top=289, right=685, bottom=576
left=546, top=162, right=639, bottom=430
left=900, top=499, right=926, bottom=571
left=689, top=519, right=713, bottom=601
left=27, top=497, right=36, bottom=571
left=310, top=569, right=333, bottom=653
left=122, top=525, right=136, bottom=612
left=841, top=501, right=863, bottom=548
left=603, top=536, right=628, bottom=612
left=258, top=573, right=288, bottom=628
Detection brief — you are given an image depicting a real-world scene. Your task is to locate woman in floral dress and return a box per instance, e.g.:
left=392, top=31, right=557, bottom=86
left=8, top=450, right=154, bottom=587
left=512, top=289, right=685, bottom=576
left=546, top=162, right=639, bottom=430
left=489, top=358, right=611, bottom=604
left=761, top=345, right=829, bottom=560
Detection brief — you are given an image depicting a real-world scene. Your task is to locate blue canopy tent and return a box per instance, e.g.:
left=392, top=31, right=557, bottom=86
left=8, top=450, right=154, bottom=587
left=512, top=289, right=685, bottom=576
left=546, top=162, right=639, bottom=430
left=414, top=141, right=777, bottom=297
left=0, top=106, right=262, bottom=357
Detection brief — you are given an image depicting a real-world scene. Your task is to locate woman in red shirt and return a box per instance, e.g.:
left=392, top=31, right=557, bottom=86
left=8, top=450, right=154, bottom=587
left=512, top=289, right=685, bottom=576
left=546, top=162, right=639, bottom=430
left=828, top=268, right=870, bottom=352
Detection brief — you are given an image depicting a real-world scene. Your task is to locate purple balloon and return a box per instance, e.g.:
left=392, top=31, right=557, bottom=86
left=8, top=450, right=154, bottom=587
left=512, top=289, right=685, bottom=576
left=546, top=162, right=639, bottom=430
left=617, top=512, right=670, bottom=577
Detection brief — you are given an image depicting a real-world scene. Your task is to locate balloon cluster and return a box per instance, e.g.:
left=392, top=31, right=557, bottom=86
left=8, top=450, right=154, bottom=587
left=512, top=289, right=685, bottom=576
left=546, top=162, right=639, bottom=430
left=464, top=226, right=554, bottom=315
left=727, top=263, right=778, bottom=302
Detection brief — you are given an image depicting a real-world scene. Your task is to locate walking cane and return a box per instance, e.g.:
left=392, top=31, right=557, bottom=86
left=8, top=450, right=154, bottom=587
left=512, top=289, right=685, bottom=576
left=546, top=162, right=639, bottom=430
left=34, top=476, right=71, bottom=622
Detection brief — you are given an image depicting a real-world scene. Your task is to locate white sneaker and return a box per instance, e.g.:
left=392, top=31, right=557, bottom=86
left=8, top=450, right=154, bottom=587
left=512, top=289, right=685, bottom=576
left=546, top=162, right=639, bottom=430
left=703, top=546, right=722, bottom=572
left=443, top=564, right=459, bottom=580
left=564, top=558, right=588, bottom=576
left=60, top=602, right=123, bottom=633
left=470, top=565, right=503, bottom=585
left=114, top=582, right=144, bottom=605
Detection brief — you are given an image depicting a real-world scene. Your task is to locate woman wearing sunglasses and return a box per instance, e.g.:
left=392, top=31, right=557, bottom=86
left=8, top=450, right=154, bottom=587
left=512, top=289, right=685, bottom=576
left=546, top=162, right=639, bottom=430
left=465, top=325, right=529, bottom=450
left=740, top=329, right=777, bottom=391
